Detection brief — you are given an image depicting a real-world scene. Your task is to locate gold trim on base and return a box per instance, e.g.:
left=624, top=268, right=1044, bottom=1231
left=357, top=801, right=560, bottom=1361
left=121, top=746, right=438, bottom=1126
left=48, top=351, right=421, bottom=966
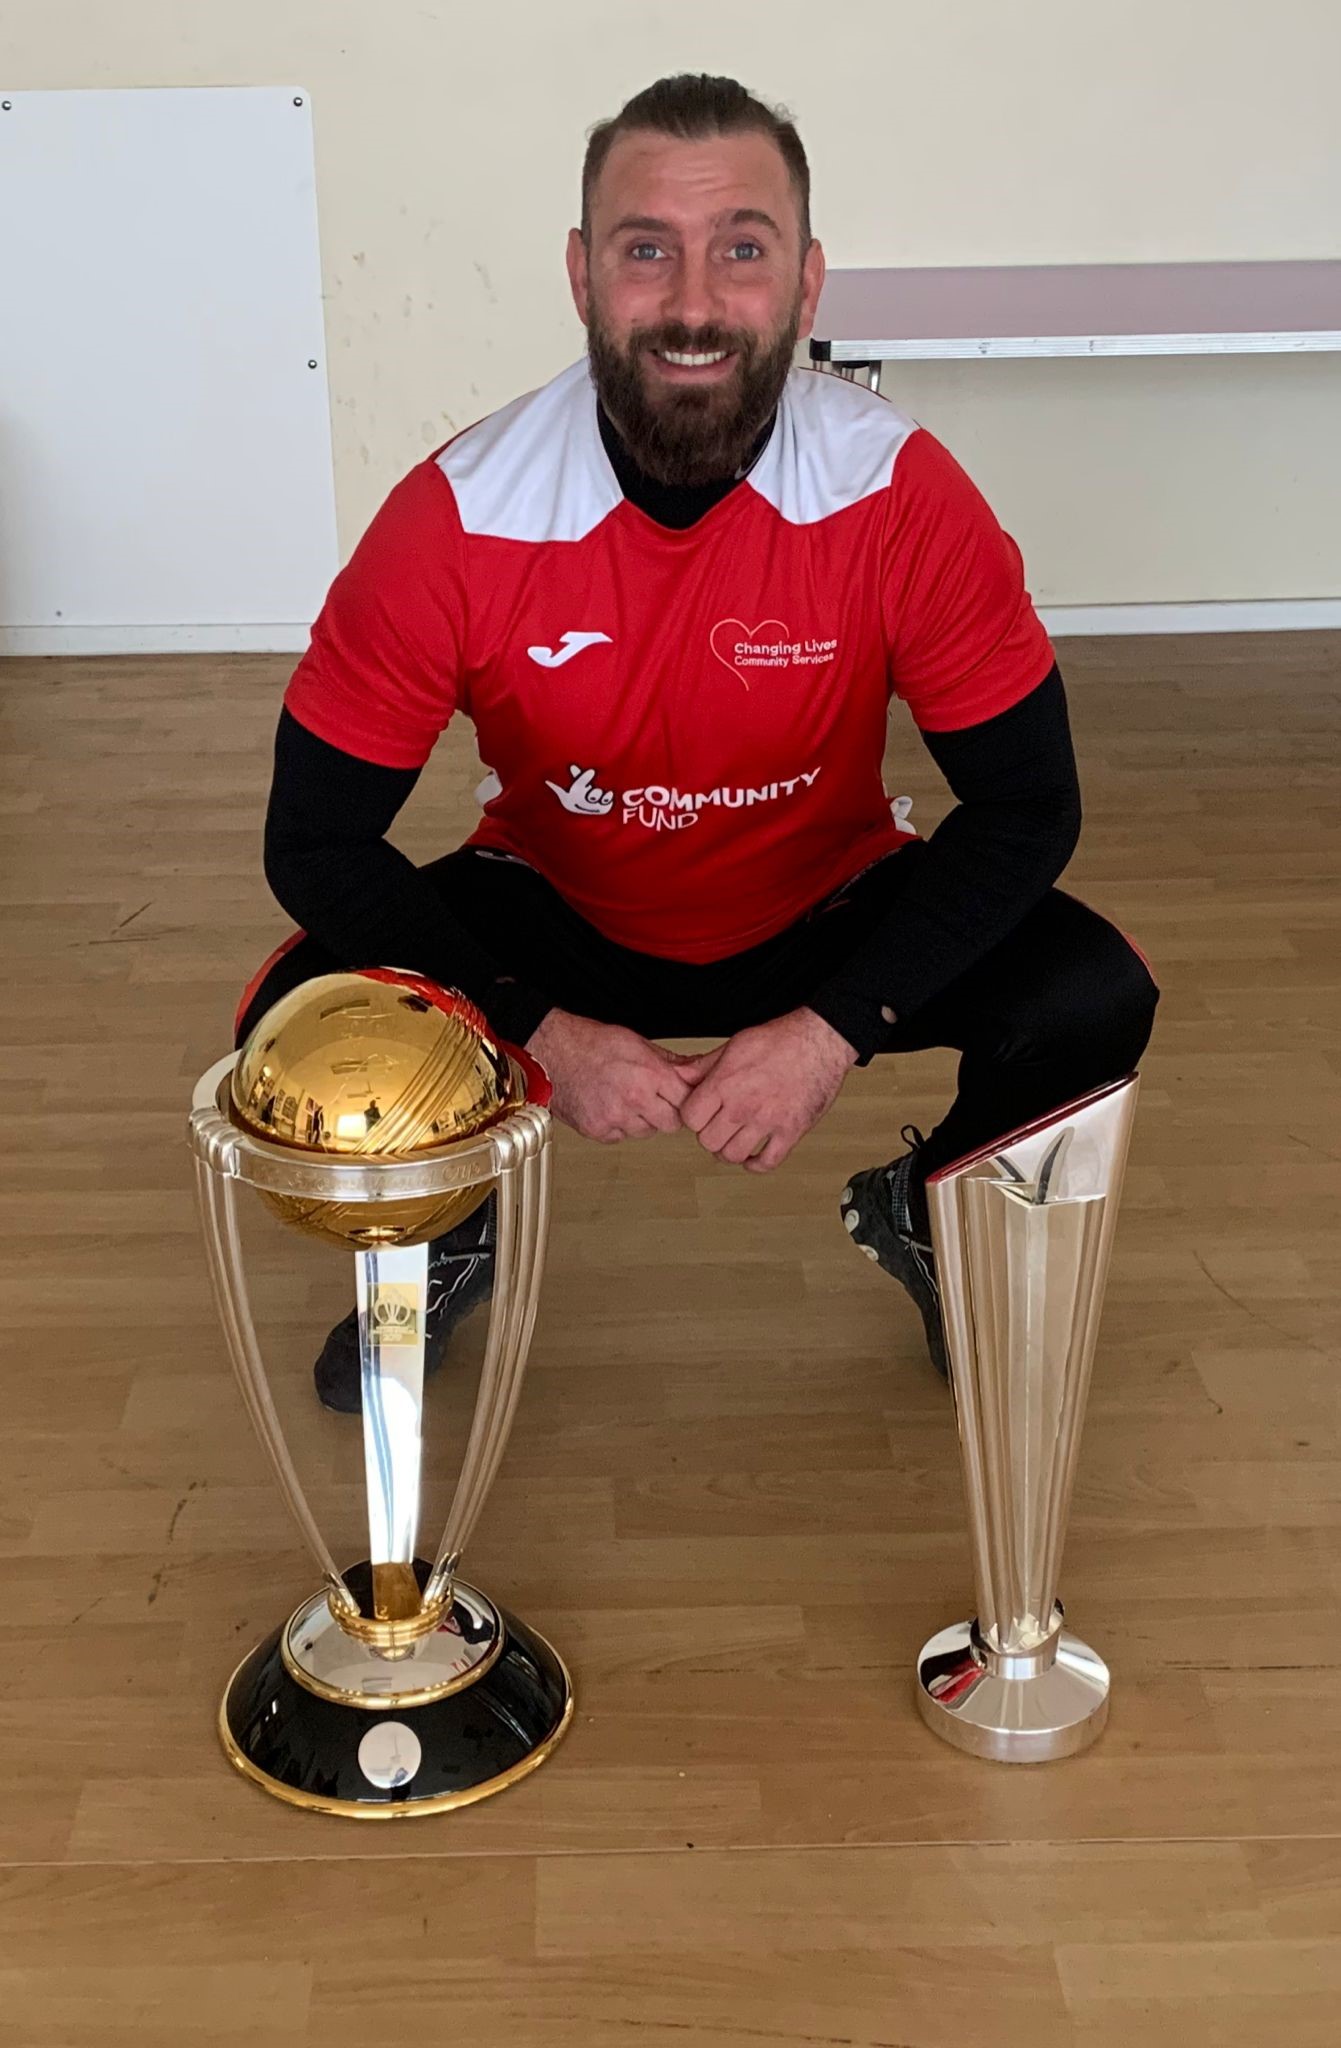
left=219, top=1643, right=574, bottom=1820
left=329, top=1586, right=450, bottom=1651
left=279, top=1585, right=506, bottom=1710
left=370, top=1560, right=427, bottom=1624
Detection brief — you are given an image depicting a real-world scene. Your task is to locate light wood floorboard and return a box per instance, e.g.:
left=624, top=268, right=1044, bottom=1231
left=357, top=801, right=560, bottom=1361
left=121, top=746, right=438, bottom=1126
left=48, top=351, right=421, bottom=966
left=0, top=632, right=1337, bottom=2042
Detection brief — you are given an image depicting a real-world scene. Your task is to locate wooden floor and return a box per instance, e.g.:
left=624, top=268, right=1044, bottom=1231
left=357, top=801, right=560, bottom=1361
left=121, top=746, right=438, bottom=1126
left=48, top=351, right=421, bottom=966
left=1, top=633, right=1338, bottom=2045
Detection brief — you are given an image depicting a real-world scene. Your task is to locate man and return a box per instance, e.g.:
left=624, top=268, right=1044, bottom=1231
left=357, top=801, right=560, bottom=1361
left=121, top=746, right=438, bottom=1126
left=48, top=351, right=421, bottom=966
left=240, top=74, right=1159, bottom=1410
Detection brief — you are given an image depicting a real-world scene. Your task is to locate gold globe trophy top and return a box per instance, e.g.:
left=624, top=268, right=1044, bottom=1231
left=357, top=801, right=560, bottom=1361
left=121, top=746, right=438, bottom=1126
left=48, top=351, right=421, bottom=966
left=229, top=969, right=536, bottom=1250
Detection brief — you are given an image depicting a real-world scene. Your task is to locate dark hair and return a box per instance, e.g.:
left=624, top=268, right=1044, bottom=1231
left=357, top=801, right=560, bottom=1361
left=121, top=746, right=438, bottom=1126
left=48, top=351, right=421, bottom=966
left=581, top=73, right=811, bottom=245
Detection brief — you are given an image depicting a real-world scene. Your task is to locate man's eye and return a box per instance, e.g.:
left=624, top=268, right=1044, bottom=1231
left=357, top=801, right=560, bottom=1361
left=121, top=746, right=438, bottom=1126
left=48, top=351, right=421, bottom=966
left=629, top=242, right=662, bottom=261
left=729, top=241, right=764, bottom=260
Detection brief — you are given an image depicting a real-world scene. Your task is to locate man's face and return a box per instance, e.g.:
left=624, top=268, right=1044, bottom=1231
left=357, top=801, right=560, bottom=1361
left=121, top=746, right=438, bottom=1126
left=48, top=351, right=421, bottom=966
left=568, top=129, right=825, bottom=487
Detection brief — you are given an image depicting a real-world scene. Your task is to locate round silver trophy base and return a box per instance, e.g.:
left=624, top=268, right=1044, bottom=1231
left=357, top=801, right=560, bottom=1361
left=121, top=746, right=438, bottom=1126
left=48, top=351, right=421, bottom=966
left=915, top=1618, right=1109, bottom=1764
left=220, top=1564, right=573, bottom=1818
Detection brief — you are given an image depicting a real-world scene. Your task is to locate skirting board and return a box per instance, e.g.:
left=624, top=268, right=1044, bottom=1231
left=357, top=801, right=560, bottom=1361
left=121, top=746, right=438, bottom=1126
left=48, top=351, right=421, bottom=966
left=0, top=624, right=313, bottom=656
left=1040, top=599, right=1341, bottom=636
left=1, top=599, right=1339, bottom=658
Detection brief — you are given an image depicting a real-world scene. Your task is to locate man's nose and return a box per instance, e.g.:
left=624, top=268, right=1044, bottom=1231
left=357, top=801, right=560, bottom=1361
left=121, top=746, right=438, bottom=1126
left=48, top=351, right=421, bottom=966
left=661, top=249, right=724, bottom=335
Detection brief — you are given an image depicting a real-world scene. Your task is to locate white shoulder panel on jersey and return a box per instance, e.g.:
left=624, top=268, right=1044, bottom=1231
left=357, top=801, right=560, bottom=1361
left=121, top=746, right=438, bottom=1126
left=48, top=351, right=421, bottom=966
left=748, top=368, right=920, bottom=527
left=436, top=360, right=622, bottom=543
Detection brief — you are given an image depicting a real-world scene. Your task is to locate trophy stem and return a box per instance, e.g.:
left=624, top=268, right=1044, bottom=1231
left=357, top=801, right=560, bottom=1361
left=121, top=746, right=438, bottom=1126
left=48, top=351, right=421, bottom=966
left=355, top=1240, right=429, bottom=1624
left=192, top=1155, right=354, bottom=1614
left=917, top=1076, right=1138, bottom=1762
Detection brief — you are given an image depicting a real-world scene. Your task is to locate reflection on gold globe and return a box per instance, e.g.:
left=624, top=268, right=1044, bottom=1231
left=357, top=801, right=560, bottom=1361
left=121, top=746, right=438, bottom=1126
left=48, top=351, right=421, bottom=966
left=229, top=969, right=517, bottom=1250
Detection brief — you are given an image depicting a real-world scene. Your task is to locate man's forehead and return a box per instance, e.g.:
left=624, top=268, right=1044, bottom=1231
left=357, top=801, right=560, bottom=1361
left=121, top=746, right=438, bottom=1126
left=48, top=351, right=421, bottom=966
left=591, top=129, right=794, bottom=231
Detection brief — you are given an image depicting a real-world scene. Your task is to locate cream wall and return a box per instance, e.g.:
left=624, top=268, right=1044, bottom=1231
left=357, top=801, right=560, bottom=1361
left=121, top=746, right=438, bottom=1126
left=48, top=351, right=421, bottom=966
left=9, top=0, right=1340, bottom=606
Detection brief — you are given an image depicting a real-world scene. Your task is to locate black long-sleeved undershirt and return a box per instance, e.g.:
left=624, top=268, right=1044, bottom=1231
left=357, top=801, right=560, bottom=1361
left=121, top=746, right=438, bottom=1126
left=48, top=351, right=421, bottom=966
left=264, top=709, right=556, bottom=1047
left=805, top=663, right=1080, bottom=1059
left=263, top=419, right=1082, bottom=1059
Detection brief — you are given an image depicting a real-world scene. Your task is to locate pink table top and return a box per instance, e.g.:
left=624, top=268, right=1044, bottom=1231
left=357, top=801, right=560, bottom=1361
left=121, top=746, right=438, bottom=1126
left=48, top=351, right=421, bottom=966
left=810, top=261, right=1341, bottom=360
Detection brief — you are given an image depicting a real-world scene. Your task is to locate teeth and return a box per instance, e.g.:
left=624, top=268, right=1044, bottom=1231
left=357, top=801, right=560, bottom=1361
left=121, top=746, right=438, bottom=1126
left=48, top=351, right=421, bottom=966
left=659, top=350, right=729, bottom=366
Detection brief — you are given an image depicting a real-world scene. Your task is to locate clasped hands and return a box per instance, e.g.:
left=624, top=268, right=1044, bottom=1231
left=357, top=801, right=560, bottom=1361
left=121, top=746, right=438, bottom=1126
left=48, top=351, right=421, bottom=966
left=525, top=1006, right=859, bottom=1173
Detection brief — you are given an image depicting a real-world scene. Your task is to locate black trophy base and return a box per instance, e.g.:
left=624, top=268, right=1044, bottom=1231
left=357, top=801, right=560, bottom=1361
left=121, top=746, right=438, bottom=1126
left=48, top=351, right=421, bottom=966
left=220, top=1569, right=573, bottom=1819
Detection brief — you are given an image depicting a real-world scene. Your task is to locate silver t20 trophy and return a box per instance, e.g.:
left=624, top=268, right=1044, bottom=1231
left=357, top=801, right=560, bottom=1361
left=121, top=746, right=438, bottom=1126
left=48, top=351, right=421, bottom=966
left=917, top=1075, right=1138, bottom=1763
left=187, top=969, right=572, bottom=1817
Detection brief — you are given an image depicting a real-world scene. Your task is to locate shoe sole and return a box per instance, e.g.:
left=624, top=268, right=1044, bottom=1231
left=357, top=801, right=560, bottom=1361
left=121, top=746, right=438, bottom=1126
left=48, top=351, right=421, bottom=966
left=841, top=1167, right=950, bottom=1381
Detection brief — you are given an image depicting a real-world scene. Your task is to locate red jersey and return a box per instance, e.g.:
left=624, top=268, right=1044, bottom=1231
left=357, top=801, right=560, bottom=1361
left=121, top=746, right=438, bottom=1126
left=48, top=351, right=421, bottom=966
left=285, top=360, right=1055, bottom=963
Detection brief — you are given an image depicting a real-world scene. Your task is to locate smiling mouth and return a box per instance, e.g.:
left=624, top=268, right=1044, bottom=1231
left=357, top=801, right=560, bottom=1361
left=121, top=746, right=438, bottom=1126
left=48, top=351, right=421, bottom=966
left=656, top=348, right=730, bottom=367
left=649, top=348, right=737, bottom=373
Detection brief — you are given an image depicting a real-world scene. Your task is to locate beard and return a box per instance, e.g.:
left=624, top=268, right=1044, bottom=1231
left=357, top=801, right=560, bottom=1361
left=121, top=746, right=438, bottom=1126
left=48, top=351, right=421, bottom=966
left=587, top=293, right=802, bottom=488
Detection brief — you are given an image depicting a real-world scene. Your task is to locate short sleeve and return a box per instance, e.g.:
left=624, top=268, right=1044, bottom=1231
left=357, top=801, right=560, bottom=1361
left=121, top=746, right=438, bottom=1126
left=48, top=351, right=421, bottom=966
left=882, top=428, right=1055, bottom=733
left=284, top=459, right=466, bottom=770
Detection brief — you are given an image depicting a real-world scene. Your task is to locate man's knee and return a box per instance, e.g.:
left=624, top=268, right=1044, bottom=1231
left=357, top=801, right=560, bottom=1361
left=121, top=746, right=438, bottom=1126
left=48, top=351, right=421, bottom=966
left=1094, top=929, right=1160, bottom=1067
left=998, top=916, right=1159, bottom=1075
left=233, top=931, right=321, bottom=1048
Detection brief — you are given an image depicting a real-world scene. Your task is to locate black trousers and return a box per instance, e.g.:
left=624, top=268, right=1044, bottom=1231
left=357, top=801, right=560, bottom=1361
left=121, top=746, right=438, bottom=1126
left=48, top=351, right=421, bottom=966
left=238, top=843, right=1160, bottom=1234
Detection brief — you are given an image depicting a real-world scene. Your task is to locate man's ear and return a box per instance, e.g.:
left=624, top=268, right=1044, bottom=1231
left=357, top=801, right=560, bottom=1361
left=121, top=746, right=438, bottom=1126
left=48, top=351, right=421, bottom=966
left=796, top=236, right=826, bottom=344
left=566, top=226, right=590, bottom=328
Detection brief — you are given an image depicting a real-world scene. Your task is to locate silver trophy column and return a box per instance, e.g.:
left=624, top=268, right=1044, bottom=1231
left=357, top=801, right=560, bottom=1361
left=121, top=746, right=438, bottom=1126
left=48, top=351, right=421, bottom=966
left=916, top=1075, right=1138, bottom=1763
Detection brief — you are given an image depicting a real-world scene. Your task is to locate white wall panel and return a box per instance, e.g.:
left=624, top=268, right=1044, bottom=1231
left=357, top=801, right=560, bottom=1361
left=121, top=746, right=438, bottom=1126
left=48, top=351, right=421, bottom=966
left=0, top=86, right=337, bottom=651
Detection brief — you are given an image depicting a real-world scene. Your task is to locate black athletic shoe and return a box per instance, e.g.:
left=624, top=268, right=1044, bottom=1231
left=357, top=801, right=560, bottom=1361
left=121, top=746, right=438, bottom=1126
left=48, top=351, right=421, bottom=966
left=313, top=1196, right=497, bottom=1414
left=840, top=1125, right=949, bottom=1380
